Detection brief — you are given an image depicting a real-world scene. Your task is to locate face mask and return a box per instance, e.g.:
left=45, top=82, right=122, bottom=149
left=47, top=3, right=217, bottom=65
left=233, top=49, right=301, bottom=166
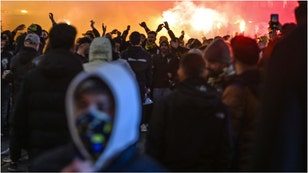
left=76, top=108, right=113, bottom=160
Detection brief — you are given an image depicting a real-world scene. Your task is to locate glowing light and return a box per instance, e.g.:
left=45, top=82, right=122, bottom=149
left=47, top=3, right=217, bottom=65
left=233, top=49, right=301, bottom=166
left=59, top=18, right=71, bottom=25
left=239, top=20, right=246, bottom=33
left=162, top=11, right=178, bottom=27
left=161, top=1, right=227, bottom=39
left=20, top=10, right=28, bottom=14
left=217, top=22, right=222, bottom=30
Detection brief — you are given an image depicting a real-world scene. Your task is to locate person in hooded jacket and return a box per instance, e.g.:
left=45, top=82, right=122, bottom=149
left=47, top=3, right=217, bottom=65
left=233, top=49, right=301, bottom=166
left=31, top=62, right=165, bottom=172
left=9, top=23, right=83, bottom=171
left=83, top=36, right=133, bottom=74
left=9, top=33, right=40, bottom=101
left=6, top=33, right=40, bottom=171
left=83, top=37, right=112, bottom=71
left=146, top=52, right=233, bottom=171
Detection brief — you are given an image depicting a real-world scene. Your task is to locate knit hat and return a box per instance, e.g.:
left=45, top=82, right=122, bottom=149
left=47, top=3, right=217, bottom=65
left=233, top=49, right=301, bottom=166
left=231, top=36, right=260, bottom=65
left=27, top=24, right=42, bottom=36
left=24, top=33, right=40, bottom=45
left=203, top=38, right=231, bottom=64
left=89, top=37, right=112, bottom=62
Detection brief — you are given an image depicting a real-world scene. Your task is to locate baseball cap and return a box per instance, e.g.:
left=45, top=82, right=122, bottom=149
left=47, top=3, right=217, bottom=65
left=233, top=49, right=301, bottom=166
left=27, top=24, right=42, bottom=36
left=24, top=33, right=40, bottom=45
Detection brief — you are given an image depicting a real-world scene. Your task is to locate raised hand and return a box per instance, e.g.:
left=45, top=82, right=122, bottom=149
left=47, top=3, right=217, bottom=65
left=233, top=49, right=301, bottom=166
left=156, top=23, right=164, bottom=33
left=14, top=24, right=26, bottom=31
left=90, top=20, right=95, bottom=28
left=102, top=23, right=107, bottom=36
left=49, top=13, right=54, bottom=20
left=163, top=21, right=170, bottom=30
left=139, top=22, right=147, bottom=28
left=49, top=12, right=56, bottom=25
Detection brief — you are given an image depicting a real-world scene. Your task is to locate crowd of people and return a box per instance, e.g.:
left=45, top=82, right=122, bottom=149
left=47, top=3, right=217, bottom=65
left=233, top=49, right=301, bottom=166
left=1, top=1, right=306, bottom=172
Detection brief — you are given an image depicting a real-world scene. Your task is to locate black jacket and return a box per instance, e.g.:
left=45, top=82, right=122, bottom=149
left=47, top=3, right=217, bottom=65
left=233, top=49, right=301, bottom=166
left=121, top=46, right=152, bottom=99
left=147, top=77, right=233, bottom=171
left=10, top=47, right=39, bottom=98
left=10, top=49, right=83, bottom=161
left=31, top=143, right=165, bottom=172
left=152, top=52, right=179, bottom=88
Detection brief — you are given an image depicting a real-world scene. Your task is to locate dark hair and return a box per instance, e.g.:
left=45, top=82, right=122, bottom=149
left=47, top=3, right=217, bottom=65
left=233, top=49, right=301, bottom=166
left=147, top=31, right=157, bottom=37
left=231, top=36, right=260, bottom=65
left=190, top=39, right=202, bottom=49
left=49, top=23, right=77, bottom=50
left=295, top=1, right=307, bottom=25
left=77, top=37, right=92, bottom=45
left=74, top=77, right=114, bottom=102
left=159, top=40, right=169, bottom=47
left=180, top=53, right=205, bottom=78
left=129, top=31, right=141, bottom=45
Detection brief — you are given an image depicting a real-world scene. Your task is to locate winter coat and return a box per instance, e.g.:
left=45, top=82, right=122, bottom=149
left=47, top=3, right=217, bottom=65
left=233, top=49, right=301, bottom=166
left=252, top=20, right=307, bottom=172
left=31, top=143, right=165, bottom=172
left=10, top=48, right=83, bottom=161
left=152, top=51, right=179, bottom=88
left=10, top=47, right=39, bottom=98
left=147, top=77, right=233, bottom=171
left=1, top=49, right=13, bottom=85
left=121, top=45, right=152, bottom=99
left=222, top=69, right=262, bottom=171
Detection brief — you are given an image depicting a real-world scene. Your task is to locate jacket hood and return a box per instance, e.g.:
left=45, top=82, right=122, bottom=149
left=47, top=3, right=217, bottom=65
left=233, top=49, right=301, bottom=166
left=84, top=37, right=112, bottom=71
left=66, top=62, right=141, bottom=171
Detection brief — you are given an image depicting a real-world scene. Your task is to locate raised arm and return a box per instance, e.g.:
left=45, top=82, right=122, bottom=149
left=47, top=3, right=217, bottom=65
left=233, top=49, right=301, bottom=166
left=90, top=20, right=100, bottom=37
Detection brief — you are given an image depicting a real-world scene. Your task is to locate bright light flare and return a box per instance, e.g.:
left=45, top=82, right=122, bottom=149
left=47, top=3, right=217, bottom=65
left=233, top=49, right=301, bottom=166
left=239, top=20, right=246, bottom=33
left=162, top=11, right=178, bottom=27
left=161, top=1, right=227, bottom=39
left=192, top=8, right=215, bottom=32
left=20, top=10, right=28, bottom=14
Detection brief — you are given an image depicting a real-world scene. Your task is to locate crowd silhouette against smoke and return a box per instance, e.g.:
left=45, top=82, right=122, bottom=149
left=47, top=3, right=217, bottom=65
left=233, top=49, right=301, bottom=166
left=1, top=0, right=306, bottom=172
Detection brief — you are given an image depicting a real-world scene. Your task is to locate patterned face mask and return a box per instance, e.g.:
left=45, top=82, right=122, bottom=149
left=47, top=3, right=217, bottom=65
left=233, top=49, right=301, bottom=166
left=76, top=108, right=113, bottom=160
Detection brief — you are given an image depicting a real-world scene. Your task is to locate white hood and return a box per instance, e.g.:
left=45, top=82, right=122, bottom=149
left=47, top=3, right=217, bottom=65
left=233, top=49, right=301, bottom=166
left=66, top=62, right=141, bottom=171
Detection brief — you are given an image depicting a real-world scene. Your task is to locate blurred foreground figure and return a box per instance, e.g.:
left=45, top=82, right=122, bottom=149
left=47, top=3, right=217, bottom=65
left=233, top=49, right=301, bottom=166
left=227, top=35, right=262, bottom=171
left=147, top=52, right=233, bottom=171
left=9, top=23, right=83, bottom=171
left=32, top=63, right=165, bottom=172
left=252, top=1, right=307, bottom=172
